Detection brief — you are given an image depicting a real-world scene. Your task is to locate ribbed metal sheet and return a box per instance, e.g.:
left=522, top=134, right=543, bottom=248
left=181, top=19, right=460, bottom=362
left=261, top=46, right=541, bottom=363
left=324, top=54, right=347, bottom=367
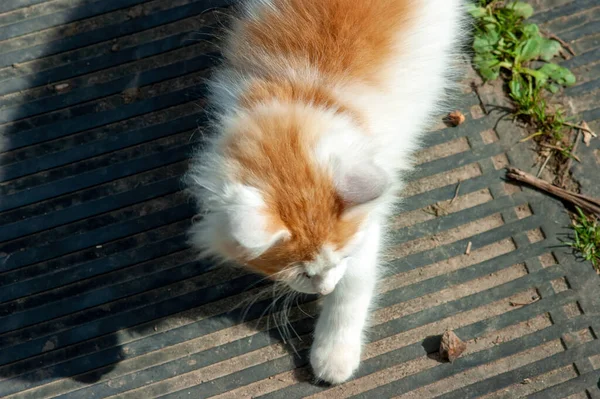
left=0, top=1, right=599, bottom=398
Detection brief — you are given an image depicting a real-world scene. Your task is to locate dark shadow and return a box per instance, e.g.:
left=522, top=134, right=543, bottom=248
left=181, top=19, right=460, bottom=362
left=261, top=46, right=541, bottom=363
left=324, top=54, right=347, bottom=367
left=422, top=334, right=444, bottom=363
left=0, top=1, right=318, bottom=397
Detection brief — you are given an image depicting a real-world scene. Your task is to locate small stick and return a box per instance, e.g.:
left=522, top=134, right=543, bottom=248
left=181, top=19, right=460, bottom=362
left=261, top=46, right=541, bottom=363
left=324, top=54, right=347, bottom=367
left=465, top=241, right=472, bottom=255
left=470, top=82, right=488, bottom=115
left=520, top=131, right=543, bottom=142
left=506, top=168, right=600, bottom=216
left=547, top=33, right=576, bottom=56
left=510, top=296, right=540, bottom=307
left=539, top=143, right=581, bottom=162
left=425, top=181, right=463, bottom=217
left=566, top=191, right=600, bottom=208
left=536, top=151, right=553, bottom=177
left=560, top=128, right=582, bottom=187
left=510, top=301, right=534, bottom=307
left=562, top=122, right=597, bottom=137
left=558, top=48, right=571, bottom=60
left=449, top=181, right=462, bottom=206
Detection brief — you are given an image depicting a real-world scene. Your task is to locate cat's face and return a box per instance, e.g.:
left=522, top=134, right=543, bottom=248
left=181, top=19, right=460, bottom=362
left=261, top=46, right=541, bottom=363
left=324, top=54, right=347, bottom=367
left=193, top=180, right=369, bottom=295
left=277, top=245, right=357, bottom=295
left=188, top=103, right=389, bottom=294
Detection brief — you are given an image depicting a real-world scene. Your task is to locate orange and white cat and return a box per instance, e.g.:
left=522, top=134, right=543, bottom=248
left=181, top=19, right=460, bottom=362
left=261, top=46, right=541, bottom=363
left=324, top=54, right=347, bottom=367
left=186, top=0, right=466, bottom=384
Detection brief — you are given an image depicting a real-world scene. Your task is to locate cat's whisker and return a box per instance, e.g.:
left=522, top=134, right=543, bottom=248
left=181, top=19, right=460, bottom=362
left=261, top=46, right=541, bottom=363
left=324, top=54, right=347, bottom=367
left=295, top=294, right=314, bottom=319
left=239, top=287, right=269, bottom=323
left=278, top=291, right=292, bottom=344
left=254, top=285, right=279, bottom=333
left=237, top=268, right=297, bottom=323
left=270, top=287, right=288, bottom=344
left=284, top=293, right=304, bottom=349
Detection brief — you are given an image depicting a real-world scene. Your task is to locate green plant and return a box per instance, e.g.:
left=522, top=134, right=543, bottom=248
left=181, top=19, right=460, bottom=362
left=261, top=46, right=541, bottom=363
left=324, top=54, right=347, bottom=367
left=468, top=1, right=577, bottom=155
left=568, top=208, right=600, bottom=270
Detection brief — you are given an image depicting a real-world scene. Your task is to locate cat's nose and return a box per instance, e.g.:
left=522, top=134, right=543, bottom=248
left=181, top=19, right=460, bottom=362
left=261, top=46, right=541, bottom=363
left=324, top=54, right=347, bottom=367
left=318, top=285, right=334, bottom=295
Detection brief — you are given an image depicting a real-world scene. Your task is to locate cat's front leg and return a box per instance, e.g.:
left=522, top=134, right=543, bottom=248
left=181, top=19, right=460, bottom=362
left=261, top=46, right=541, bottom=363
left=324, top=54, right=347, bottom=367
left=310, top=222, right=380, bottom=384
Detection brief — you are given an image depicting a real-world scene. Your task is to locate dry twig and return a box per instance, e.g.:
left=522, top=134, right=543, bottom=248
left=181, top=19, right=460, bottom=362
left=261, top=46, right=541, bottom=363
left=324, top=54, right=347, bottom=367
left=562, top=122, right=596, bottom=137
left=536, top=151, right=553, bottom=177
left=546, top=33, right=576, bottom=56
left=423, top=181, right=462, bottom=217
left=559, top=128, right=581, bottom=187
left=510, top=297, right=540, bottom=307
left=450, top=181, right=462, bottom=206
left=506, top=168, right=600, bottom=216
left=539, top=143, right=581, bottom=162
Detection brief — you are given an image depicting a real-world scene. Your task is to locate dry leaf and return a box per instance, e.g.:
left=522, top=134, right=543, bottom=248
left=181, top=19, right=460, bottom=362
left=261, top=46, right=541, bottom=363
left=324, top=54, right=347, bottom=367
left=582, top=121, right=592, bottom=147
left=440, top=329, right=467, bottom=363
left=445, top=111, right=466, bottom=127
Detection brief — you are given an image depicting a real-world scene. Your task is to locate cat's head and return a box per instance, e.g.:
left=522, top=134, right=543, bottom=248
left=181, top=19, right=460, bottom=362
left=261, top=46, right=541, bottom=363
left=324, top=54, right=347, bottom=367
left=187, top=101, right=389, bottom=295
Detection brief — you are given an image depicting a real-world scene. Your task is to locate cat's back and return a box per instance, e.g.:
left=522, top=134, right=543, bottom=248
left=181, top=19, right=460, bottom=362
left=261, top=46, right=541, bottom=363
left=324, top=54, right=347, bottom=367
left=224, top=0, right=421, bottom=83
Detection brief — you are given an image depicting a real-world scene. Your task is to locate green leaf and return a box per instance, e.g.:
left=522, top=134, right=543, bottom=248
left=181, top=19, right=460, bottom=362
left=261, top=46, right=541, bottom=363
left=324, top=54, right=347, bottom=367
left=522, top=24, right=540, bottom=38
left=480, top=67, right=500, bottom=81
left=484, top=23, right=497, bottom=33
left=473, top=30, right=500, bottom=54
left=482, top=16, right=498, bottom=24
left=562, top=70, right=576, bottom=86
left=509, top=79, right=524, bottom=100
left=539, top=39, right=561, bottom=61
left=532, top=68, right=549, bottom=86
left=507, top=2, right=534, bottom=19
left=474, top=55, right=500, bottom=80
left=548, top=83, right=560, bottom=94
left=538, top=63, right=559, bottom=75
left=538, top=63, right=576, bottom=86
left=467, top=4, right=487, bottom=18
left=519, top=38, right=542, bottom=61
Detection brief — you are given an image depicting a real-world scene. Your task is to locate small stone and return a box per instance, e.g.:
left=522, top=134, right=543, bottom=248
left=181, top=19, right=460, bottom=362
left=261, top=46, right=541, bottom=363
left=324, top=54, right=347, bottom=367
left=445, top=111, right=466, bottom=127
left=54, top=83, right=70, bottom=92
left=121, top=87, right=140, bottom=104
left=127, top=5, right=144, bottom=19
left=111, top=43, right=120, bottom=52
left=440, top=329, right=467, bottom=363
left=521, top=378, right=532, bottom=384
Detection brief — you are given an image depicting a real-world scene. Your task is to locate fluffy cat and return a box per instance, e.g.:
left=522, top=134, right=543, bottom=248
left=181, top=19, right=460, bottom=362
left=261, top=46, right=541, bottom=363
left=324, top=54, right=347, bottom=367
left=185, top=0, right=466, bottom=384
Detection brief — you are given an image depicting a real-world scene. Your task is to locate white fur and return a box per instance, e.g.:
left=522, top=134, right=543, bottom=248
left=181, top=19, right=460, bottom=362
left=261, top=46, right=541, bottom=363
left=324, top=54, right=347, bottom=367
left=285, top=247, right=350, bottom=295
left=185, top=0, right=467, bottom=384
left=311, top=220, right=381, bottom=383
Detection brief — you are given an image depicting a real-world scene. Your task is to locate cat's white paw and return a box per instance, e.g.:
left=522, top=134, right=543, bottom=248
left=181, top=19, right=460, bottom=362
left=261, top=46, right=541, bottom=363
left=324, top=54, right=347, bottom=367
left=310, top=340, right=361, bottom=384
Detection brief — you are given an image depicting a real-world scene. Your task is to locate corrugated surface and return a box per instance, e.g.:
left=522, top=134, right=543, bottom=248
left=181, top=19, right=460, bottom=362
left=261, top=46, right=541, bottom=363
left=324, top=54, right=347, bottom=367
left=0, top=1, right=599, bottom=398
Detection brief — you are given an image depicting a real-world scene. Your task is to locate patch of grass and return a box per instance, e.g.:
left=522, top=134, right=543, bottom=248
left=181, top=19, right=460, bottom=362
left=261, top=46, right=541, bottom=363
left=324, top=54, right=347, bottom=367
left=568, top=208, right=600, bottom=270
left=468, top=1, right=579, bottom=160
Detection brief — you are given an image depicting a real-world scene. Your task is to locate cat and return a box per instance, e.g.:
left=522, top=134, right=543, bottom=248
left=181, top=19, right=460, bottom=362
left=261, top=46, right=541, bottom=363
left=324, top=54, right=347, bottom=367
left=185, top=0, right=467, bottom=384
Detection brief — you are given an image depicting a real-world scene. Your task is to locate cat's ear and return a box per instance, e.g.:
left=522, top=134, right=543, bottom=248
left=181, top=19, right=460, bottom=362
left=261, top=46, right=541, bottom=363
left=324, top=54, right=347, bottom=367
left=334, top=160, right=390, bottom=215
left=224, top=185, right=290, bottom=259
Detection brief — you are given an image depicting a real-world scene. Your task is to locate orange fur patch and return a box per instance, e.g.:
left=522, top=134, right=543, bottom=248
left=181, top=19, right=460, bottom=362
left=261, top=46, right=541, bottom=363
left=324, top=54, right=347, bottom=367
left=228, top=0, right=414, bottom=84
left=239, top=78, right=365, bottom=129
left=217, top=0, right=416, bottom=275
left=223, top=109, right=363, bottom=275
